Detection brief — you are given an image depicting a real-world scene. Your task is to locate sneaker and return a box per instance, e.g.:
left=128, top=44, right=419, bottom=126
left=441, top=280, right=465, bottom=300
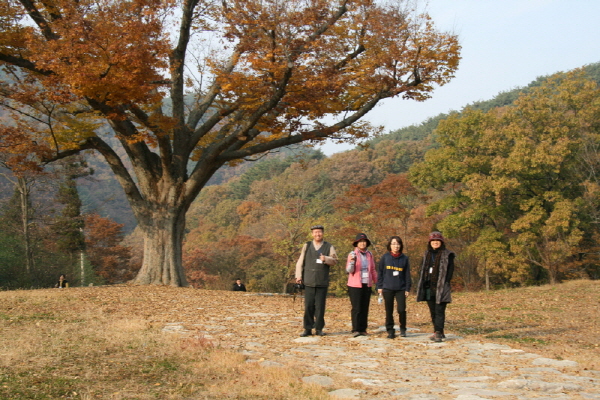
left=315, top=330, right=325, bottom=336
left=387, top=331, right=395, bottom=339
left=433, top=331, right=443, bottom=342
left=300, top=329, right=312, bottom=337
left=400, top=329, right=407, bottom=337
left=353, top=332, right=361, bottom=338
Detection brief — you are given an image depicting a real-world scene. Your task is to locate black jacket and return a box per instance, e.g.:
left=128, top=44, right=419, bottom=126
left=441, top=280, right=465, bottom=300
left=232, top=283, right=246, bottom=292
left=377, top=252, right=411, bottom=292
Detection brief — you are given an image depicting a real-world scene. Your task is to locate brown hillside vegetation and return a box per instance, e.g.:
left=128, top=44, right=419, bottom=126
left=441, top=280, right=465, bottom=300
left=0, top=280, right=598, bottom=399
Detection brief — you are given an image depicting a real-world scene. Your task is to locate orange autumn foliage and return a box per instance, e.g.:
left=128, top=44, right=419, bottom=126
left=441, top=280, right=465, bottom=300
left=1, top=0, right=460, bottom=285
left=84, top=213, right=134, bottom=284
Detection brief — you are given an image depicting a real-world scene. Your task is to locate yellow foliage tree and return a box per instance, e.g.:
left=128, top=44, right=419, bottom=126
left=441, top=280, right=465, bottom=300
left=411, top=71, right=600, bottom=285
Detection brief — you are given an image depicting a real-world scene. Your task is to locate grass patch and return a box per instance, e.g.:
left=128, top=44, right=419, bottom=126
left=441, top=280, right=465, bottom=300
left=486, top=334, right=548, bottom=345
left=456, top=326, right=499, bottom=335
left=0, top=373, right=78, bottom=400
left=467, top=312, right=487, bottom=321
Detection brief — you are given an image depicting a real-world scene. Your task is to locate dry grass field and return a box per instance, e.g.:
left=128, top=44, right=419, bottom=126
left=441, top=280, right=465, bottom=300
left=443, top=279, right=600, bottom=369
left=0, top=279, right=598, bottom=399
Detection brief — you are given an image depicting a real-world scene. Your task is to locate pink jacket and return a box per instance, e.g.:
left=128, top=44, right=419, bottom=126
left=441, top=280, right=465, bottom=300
left=346, top=249, right=377, bottom=288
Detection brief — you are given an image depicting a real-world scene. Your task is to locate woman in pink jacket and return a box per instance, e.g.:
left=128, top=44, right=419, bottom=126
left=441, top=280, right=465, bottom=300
left=346, top=233, right=377, bottom=337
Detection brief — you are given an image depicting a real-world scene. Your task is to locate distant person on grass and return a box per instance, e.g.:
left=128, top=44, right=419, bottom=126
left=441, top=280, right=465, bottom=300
left=295, top=225, right=338, bottom=337
left=416, top=231, right=455, bottom=342
left=377, top=235, right=411, bottom=339
left=232, top=279, right=247, bottom=292
left=346, top=233, right=377, bottom=337
left=55, top=274, right=69, bottom=288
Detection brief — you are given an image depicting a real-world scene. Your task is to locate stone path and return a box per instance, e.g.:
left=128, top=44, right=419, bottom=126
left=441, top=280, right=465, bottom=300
left=163, top=294, right=600, bottom=399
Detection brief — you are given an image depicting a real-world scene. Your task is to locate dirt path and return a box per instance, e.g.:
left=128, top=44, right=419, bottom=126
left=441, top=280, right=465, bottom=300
left=162, top=292, right=600, bottom=399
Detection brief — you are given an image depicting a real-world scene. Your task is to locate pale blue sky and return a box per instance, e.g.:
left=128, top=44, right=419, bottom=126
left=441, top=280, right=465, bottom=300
left=321, top=0, right=600, bottom=154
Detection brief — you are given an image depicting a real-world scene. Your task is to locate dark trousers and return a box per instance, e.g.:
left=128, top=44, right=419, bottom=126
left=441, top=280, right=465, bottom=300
left=426, top=298, right=448, bottom=333
left=304, top=286, right=328, bottom=331
left=383, top=289, right=407, bottom=332
left=348, top=284, right=372, bottom=332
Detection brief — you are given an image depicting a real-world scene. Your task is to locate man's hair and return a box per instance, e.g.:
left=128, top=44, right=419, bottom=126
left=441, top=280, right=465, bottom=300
left=310, top=224, right=324, bottom=231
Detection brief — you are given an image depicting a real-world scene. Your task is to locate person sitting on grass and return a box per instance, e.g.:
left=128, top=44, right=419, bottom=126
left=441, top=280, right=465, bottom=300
left=55, top=274, right=69, bottom=289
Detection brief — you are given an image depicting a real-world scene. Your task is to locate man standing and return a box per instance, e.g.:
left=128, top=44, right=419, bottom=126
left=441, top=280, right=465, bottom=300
left=232, top=278, right=247, bottom=292
left=295, top=225, right=338, bottom=336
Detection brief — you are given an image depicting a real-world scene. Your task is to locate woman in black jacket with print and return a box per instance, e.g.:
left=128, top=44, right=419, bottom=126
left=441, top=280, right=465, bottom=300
left=377, top=236, right=411, bottom=339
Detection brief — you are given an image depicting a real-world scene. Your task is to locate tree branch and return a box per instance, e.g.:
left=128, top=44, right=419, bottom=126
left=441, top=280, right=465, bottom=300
left=170, top=0, right=200, bottom=126
left=85, top=97, right=163, bottom=183
left=18, top=0, right=59, bottom=40
left=128, top=103, right=174, bottom=176
left=217, top=90, right=386, bottom=162
left=187, top=49, right=242, bottom=130
left=0, top=53, right=53, bottom=76
left=42, top=136, right=143, bottom=207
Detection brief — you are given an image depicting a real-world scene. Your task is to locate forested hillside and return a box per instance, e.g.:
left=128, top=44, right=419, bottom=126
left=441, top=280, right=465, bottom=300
left=1, top=64, right=599, bottom=291
left=178, top=64, right=600, bottom=293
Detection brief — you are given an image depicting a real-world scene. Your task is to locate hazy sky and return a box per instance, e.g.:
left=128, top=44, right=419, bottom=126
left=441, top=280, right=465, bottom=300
left=321, top=0, right=600, bottom=155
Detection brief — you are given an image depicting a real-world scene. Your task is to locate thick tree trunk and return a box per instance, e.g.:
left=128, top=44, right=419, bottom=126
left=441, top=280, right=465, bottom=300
left=548, top=266, right=558, bottom=285
left=283, top=258, right=292, bottom=294
left=131, top=207, right=188, bottom=286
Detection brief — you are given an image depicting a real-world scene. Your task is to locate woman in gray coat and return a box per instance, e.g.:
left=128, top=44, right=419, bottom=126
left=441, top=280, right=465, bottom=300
left=416, top=231, right=455, bottom=342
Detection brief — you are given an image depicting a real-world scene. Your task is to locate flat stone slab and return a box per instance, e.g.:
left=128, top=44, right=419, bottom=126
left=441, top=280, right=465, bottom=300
left=500, top=349, right=525, bottom=354
left=581, top=393, right=600, bottom=399
left=449, top=376, right=493, bottom=382
left=448, top=382, right=490, bottom=389
left=259, top=360, right=282, bottom=367
left=341, top=361, right=380, bottom=369
left=328, top=388, right=362, bottom=398
left=351, top=378, right=385, bottom=386
left=293, top=336, right=321, bottom=343
left=303, top=374, right=334, bottom=387
left=161, top=323, right=188, bottom=333
left=453, top=388, right=513, bottom=396
left=532, top=357, right=579, bottom=367
left=245, top=341, right=265, bottom=348
left=498, top=378, right=582, bottom=392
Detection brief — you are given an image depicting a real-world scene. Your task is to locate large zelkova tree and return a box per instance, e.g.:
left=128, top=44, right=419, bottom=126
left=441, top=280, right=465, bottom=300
left=410, top=71, right=600, bottom=285
left=0, top=0, right=460, bottom=285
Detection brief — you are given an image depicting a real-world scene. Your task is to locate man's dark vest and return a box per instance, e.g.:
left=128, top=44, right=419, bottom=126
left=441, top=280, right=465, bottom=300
left=303, top=241, right=332, bottom=287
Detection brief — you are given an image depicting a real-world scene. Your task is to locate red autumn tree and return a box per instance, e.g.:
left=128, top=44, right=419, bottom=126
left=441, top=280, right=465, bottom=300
left=0, top=0, right=460, bottom=285
left=84, top=213, right=134, bottom=284
left=334, top=173, right=423, bottom=254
